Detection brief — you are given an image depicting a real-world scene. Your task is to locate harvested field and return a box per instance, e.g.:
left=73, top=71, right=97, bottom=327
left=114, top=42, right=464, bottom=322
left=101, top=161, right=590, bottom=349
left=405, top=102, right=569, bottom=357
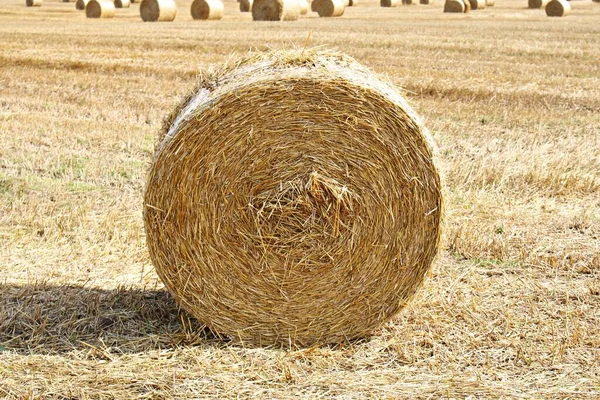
left=0, top=0, right=599, bottom=398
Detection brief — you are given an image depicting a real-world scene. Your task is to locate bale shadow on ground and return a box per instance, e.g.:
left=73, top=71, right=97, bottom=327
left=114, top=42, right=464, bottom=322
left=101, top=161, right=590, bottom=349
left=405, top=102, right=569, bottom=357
left=0, top=282, right=223, bottom=355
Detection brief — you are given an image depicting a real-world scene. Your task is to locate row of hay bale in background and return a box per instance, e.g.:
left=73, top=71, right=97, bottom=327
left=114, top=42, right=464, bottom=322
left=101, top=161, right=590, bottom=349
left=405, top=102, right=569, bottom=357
left=26, top=0, right=599, bottom=18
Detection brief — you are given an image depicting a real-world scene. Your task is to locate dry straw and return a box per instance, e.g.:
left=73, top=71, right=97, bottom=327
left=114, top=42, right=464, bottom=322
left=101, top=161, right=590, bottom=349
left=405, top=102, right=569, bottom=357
left=140, top=0, right=177, bottom=21
left=115, top=0, right=130, bottom=8
left=381, top=0, right=398, bottom=6
left=467, top=0, right=484, bottom=9
left=299, top=0, right=309, bottom=14
left=252, top=0, right=299, bottom=20
left=545, top=0, right=570, bottom=16
left=529, top=0, right=548, bottom=7
left=191, top=0, right=224, bottom=20
left=75, top=0, right=89, bottom=10
left=26, top=0, right=42, bottom=6
left=144, top=49, right=443, bottom=347
left=312, top=0, right=344, bottom=16
left=86, top=0, right=115, bottom=17
left=240, top=0, right=253, bottom=11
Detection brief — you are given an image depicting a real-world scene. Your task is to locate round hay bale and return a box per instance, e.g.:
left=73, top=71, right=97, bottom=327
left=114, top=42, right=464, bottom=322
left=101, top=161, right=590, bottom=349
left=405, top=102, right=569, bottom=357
left=299, top=0, right=309, bottom=14
left=545, top=0, right=570, bottom=16
left=240, top=0, right=253, bottom=11
left=144, top=49, right=443, bottom=348
left=443, top=0, right=464, bottom=11
left=312, top=0, right=344, bottom=16
left=140, top=0, right=177, bottom=21
left=191, top=0, right=224, bottom=20
left=467, top=0, right=484, bottom=9
left=348, top=0, right=357, bottom=6
left=26, top=0, right=42, bottom=6
left=381, top=0, right=398, bottom=6
left=529, top=0, right=548, bottom=7
left=342, top=0, right=349, bottom=5
left=420, top=0, right=434, bottom=4
left=402, top=0, right=413, bottom=4
left=76, top=0, right=89, bottom=9
left=486, top=0, right=494, bottom=6
left=252, top=0, right=299, bottom=20
left=115, top=0, right=131, bottom=8
left=86, top=0, right=115, bottom=17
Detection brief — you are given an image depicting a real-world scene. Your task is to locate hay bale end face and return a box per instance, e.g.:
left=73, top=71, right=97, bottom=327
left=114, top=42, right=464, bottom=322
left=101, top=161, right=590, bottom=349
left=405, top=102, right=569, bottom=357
left=252, top=0, right=299, bottom=20
left=240, top=0, right=253, bottom=11
left=299, top=0, right=309, bottom=14
left=467, top=0, right=484, bottom=9
left=86, top=0, right=115, bottom=17
left=348, top=0, right=357, bottom=6
left=528, top=0, right=547, bottom=8
left=546, top=0, right=570, bottom=16
left=444, top=0, right=464, bottom=10
left=144, top=50, right=443, bottom=347
left=75, top=0, right=89, bottom=10
left=115, top=0, right=131, bottom=8
left=381, top=0, right=398, bottom=6
left=191, top=0, right=224, bottom=20
left=140, top=0, right=177, bottom=21
left=26, top=0, right=42, bottom=6
left=312, top=0, right=344, bottom=16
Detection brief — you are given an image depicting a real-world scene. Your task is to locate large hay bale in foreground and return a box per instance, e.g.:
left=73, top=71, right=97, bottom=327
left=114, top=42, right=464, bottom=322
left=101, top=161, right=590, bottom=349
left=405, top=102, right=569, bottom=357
left=86, top=0, right=115, bottom=17
left=298, top=0, right=309, bottom=14
left=528, top=0, right=548, bottom=8
left=312, top=0, right=344, bottom=16
left=191, top=0, right=224, bottom=19
left=443, top=0, right=465, bottom=11
left=76, top=0, right=89, bottom=10
left=252, top=0, right=299, bottom=20
left=144, top=50, right=443, bottom=347
left=467, top=0, right=484, bottom=9
left=115, top=0, right=131, bottom=8
left=240, top=0, right=253, bottom=11
left=26, top=0, right=42, bottom=6
left=140, top=0, right=177, bottom=21
left=545, top=0, right=570, bottom=16
left=381, top=0, right=398, bottom=6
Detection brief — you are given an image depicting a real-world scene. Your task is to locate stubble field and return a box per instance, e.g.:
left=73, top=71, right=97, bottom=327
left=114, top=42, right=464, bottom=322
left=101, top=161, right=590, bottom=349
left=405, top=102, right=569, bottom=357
left=0, top=0, right=599, bottom=398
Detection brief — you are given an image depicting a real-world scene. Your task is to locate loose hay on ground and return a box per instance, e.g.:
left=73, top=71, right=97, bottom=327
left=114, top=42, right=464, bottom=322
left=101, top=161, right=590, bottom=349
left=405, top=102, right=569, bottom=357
left=143, top=49, right=443, bottom=348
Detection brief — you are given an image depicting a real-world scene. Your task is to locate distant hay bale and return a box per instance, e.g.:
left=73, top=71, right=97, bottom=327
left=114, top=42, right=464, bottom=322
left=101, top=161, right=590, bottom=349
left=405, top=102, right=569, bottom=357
left=140, top=0, right=177, bottom=21
left=115, top=0, right=130, bottom=8
left=86, top=0, right=115, bottom=17
left=312, top=0, right=344, bottom=16
left=402, top=0, right=413, bottom=4
left=381, top=0, right=398, bottom=6
left=144, top=49, right=443, bottom=347
left=528, top=0, right=547, bottom=8
left=191, top=0, right=224, bottom=20
left=240, top=0, right=253, bottom=11
left=252, top=0, right=299, bottom=20
left=26, top=0, right=42, bottom=6
left=443, top=0, right=464, bottom=11
left=545, top=0, right=570, bottom=16
left=348, top=0, right=357, bottom=6
left=76, top=0, right=89, bottom=9
left=486, top=0, right=494, bottom=6
left=299, top=0, right=309, bottom=14
left=467, top=0, right=484, bottom=9
left=420, top=0, right=434, bottom=4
